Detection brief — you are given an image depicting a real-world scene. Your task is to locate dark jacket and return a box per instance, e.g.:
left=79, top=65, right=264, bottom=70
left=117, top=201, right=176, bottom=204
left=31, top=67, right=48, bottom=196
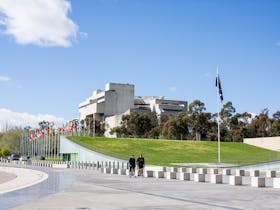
left=137, top=157, right=145, bottom=168
left=129, top=157, right=136, bottom=167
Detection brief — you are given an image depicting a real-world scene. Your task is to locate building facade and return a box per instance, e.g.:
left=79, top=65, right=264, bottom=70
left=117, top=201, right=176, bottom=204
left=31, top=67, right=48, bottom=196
left=79, top=83, right=187, bottom=137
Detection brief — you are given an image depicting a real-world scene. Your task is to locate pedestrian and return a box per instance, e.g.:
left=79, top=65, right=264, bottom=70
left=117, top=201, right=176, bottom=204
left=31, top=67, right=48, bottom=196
left=129, top=154, right=136, bottom=177
left=137, top=154, right=145, bottom=177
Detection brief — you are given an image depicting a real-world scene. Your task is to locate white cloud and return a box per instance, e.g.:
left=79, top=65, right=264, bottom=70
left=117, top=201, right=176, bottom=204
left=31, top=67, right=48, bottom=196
left=0, top=76, right=11, bottom=81
left=0, top=0, right=78, bottom=47
left=0, top=108, right=66, bottom=131
left=169, top=86, right=177, bottom=92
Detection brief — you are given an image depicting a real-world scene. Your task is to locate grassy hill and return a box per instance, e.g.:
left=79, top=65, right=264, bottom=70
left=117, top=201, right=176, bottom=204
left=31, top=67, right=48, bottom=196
left=68, top=136, right=280, bottom=166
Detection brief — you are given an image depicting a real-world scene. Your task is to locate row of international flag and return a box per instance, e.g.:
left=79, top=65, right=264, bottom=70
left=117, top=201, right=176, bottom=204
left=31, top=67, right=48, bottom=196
left=25, top=120, right=80, bottom=141
left=26, top=127, right=65, bottom=141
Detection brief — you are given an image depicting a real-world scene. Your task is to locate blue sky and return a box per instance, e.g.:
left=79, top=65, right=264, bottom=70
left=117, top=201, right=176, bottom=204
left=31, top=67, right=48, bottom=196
left=0, top=0, right=280, bottom=125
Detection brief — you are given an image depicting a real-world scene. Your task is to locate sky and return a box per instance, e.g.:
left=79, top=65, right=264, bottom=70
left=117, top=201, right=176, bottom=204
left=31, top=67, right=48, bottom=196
left=0, top=0, right=280, bottom=129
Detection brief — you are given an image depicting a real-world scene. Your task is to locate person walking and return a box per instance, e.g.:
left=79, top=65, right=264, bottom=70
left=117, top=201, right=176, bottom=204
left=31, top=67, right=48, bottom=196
left=128, top=154, right=136, bottom=177
left=137, top=154, right=145, bottom=177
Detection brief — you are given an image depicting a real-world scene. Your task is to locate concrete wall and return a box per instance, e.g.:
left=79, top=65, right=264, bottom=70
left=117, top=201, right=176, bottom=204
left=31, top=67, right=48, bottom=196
left=79, top=83, right=134, bottom=120
left=244, top=136, right=280, bottom=152
left=60, top=136, right=124, bottom=162
left=105, top=83, right=134, bottom=116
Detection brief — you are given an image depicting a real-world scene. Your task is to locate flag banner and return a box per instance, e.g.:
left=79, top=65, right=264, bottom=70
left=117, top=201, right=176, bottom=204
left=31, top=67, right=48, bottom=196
left=215, top=72, right=223, bottom=102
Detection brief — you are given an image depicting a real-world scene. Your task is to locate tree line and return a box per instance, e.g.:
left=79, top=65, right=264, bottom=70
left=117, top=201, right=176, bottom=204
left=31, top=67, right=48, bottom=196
left=0, top=127, right=23, bottom=157
left=109, top=100, right=280, bottom=141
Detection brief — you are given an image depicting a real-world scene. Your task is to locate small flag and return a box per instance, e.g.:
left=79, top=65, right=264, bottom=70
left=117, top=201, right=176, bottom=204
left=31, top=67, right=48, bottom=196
left=215, top=71, right=223, bottom=102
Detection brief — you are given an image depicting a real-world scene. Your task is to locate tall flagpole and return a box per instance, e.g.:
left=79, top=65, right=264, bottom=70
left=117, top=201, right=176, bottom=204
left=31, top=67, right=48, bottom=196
left=217, top=68, right=221, bottom=163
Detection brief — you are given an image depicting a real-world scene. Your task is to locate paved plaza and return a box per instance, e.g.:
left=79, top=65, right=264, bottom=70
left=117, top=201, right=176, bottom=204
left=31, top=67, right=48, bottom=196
left=1, top=166, right=280, bottom=210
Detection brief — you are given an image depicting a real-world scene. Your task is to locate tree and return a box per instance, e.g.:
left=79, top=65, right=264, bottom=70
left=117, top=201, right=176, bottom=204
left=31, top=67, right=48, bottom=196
left=110, top=112, right=158, bottom=138
left=0, top=128, right=23, bottom=153
left=206, top=114, right=218, bottom=141
left=269, top=111, right=280, bottom=136
left=228, top=112, right=252, bottom=142
left=220, top=101, right=236, bottom=141
left=248, top=109, right=271, bottom=138
left=161, top=113, right=189, bottom=140
left=188, top=100, right=211, bottom=141
left=1, top=148, right=11, bottom=157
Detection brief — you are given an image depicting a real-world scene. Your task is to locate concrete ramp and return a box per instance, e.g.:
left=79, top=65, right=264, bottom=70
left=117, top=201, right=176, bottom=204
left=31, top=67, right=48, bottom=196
left=60, top=136, right=124, bottom=162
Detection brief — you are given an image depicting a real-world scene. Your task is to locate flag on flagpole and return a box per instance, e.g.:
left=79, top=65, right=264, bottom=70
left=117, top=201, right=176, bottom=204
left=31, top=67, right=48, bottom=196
left=215, top=71, right=223, bottom=102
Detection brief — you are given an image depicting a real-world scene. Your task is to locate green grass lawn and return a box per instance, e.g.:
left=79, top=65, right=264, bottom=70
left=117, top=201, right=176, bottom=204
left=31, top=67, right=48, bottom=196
left=68, top=136, right=280, bottom=166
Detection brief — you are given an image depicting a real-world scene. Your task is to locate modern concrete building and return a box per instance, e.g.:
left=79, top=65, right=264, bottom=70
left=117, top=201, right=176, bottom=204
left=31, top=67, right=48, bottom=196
left=79, top=83, right=187, bottom=137
left=78, top=83, right=135, bottom=121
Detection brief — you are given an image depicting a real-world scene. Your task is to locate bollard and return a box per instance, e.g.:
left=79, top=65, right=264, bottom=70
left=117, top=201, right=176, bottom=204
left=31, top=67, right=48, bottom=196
left=154, top=171, right=164, bottom=178
left=197, top=168, right=207, bottom=174
left=145, top=170, right=154, bottom=178
left=105, top=167, right=111, bottom=174
left=209, top=168, right=219, bottom=175
left=250, top=170, right=260, bottom=177
left=187, top=168, right=197, bottom=173
left=165, top=172, right=177, bottom=179
left=272, top=178, right=280, bottom=188
left=194, top=174, right=205, bottom=182
left=178, top=168, right=187, bottom=173
left=118, top=168, right=126, bottom=175
left=229, top=176, right=242, bottom=185
left=222, top=169, right=231, bottom=175
left=210, top=174, right=223, bottom=184
left=235, top=169, right=245, bottom=176
left=266, top=170, right=276, bottom=178
left=251, top=177, right=265, bottom=187
left=111, top=168, right=118, bottom=174
left=171, top=167, right=178, bottom=173
left=178, top=172, right=191, bottom=181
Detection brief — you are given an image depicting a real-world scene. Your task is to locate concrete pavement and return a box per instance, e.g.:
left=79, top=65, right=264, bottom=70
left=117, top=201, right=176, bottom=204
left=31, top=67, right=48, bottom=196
left=7, top=168, right=280, bottom=210
left=0, top=171, right=16, bottom=184
left=0, top=166, right=48, bottom=194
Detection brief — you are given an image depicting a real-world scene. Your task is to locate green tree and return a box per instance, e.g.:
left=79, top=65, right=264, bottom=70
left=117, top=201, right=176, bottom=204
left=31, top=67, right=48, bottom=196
left=248, top=109, right=271, bottom=138
left=111, top=112, right=158, bottom=138
left=188, top=100, right=211, bottom=141
left=161, top=113, right=189, bottom=140
left=0, top=128, right=23, bottom=153
left=268, top=111, right=280, bottom=136
left=220, top=101, right=236, bottom=141
left=1, top=148, right=11, bottom=157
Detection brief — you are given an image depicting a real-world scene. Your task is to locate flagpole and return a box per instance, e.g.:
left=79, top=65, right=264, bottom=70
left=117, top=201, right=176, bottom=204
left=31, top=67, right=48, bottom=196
left=216, top=68, right=221, bottom=163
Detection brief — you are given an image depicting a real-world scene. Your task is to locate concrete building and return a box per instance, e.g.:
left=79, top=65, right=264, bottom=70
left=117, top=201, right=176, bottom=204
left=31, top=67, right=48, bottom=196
left=79, top=83, right=187, bottom=137
left=78, top=83, right=134, bottom=121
